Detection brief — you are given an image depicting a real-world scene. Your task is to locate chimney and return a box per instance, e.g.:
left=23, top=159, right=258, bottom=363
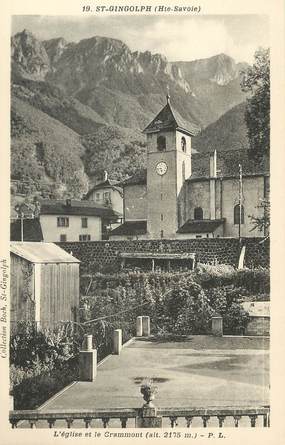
left=209, top=151, right=217, bottom=220
left=103, top=171, right=108, bottom=182
left=210, top=150, right=217, bottom=178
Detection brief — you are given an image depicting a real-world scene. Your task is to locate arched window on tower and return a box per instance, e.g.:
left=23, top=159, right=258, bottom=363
left=181, top=136, right=186, bottom=153
left=234, top=204, right=244, bottom=224
left=194, top=207, right=203, bottom=220
left=157, top=135, right=166, bottom=151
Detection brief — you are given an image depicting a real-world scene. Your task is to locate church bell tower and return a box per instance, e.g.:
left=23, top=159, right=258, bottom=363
left=143, top=95, right=200, bottom=239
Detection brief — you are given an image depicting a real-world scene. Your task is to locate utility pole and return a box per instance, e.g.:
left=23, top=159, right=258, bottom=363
left=20, top=212, right=24, bottom=242
left=238, top=163, right=243, bottom=242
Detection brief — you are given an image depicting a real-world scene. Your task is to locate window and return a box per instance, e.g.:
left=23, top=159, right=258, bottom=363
left=81, top=217, right=88, bottom=228
left=79, top=234, right=91, bottom=241
left=181, top=136, right=186, bottom=152
left=161, top=214, right=163, bottom=221
left=95, top=193, right=100, bottom=201
left=157, top=135, right=166, bottom=151
left=103, top=191, right=111, bottom=203
left=196, top=235, right=202, bottom=238
left=194, top=207, right=203, bottom=220
left=234, top=204, right=244, bottom=225
left=60, top=234, right=67, bottom=242
left=160, top=230, right=164, bottom=239
left=57, top=217, right=69, bottom=227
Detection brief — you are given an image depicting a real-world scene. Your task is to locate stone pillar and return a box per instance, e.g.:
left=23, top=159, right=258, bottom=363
left=82, top=334, right=93, bottom=351
left=136, top=382, right=162, bottom=428
left=136, top=316, right=143, bottom=336
left=136, top=405, right=162, bottom=428
left=79, top=334, right=97, bottom=381
left=212, top=316, right=223, bottom=337
left=113, top=329, right=122, bottom=355
left=142, top=316, right=150, bottom=337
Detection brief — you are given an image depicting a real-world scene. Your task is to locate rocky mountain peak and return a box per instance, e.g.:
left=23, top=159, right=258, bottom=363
left=11, top=30, right=50, bottom=80
left=43, top=37, right=69, bottom=65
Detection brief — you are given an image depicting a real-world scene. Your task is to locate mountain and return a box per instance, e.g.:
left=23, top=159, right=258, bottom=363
left=10, top=29, right=250, bottom=200
left=193, top=102, right=249, bottom=153
left=11, top=31, right=248, bottom=129
left=175, top=54, right=249, bottom=126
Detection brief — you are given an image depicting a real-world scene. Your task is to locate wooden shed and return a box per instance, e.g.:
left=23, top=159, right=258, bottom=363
left=10, top=242, right=80, bottom=330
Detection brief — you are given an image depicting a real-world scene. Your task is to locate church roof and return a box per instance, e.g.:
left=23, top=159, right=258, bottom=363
left=143, top=100, right=201, bottom=137
left=121, top=149, right=269, bottom=187
left=177, top=219, right=225, bottom=234
left=190, top=149, right=269, bottom=180
left=121, top=169, right=147, bottom=186
left=110, top=220, right=147, bottom=236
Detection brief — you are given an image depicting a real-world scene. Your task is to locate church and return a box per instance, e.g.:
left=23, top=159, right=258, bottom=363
left=110, top=96, right=269, bottom=240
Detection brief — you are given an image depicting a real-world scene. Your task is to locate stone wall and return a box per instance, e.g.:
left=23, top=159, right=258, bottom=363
left=57, top=237, right=269, bottom=272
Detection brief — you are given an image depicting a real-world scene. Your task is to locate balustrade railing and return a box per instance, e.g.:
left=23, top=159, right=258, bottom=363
left=9, top=406, right=270, bottom=429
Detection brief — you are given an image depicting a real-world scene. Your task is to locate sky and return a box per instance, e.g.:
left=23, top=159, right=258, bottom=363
left=11, top=15, right=269, bottom=63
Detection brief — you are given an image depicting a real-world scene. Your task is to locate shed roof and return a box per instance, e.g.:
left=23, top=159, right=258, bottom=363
left=10, top=242, right=80, bottom=264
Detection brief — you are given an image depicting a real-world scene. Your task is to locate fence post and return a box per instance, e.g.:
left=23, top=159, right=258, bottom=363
left=79, top=334, right=97, bottom=381
left=136, top=316, right=143, bottom=336
left=136, top=382, right=162, bottom=428
left=212, top=316, right=223, bottom=337
left=113, top=329, right=122, bottom=355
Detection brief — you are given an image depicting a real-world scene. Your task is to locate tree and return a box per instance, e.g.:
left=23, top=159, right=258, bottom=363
left=65, top=170, right=89, bottom=199
left=240, top=48, right=270, bottom=156
left=249, top=198, right=270, bottom=238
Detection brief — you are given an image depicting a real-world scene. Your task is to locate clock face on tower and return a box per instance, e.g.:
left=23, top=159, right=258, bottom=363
left=156, top=161, right=168, bottom=176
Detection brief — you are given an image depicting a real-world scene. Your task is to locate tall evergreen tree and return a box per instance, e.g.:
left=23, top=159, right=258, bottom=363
left=240, top=48, right=270, bottom=156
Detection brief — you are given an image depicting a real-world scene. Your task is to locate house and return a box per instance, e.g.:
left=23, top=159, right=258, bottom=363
left=39, top=199, right=120, bottom=242
left=10, top=242, right=80, bottom=330
left=110, top=96, right=269, bottom=240
left=85, top=171, right=123, bottom=216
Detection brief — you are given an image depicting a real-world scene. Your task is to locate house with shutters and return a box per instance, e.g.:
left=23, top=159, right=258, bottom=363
left=38, top=199, right=120, bottom=242
left=110, top=96, right=269, bottom=240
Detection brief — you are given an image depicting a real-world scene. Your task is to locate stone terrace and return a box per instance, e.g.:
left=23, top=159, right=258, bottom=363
left=23, top=335, right=270, bottom=428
